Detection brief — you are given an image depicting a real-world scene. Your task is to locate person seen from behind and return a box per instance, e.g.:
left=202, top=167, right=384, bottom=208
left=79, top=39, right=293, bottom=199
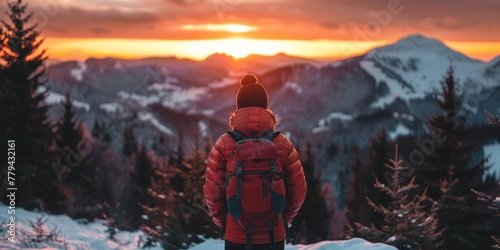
left=204, top=74, right=307, bottom=250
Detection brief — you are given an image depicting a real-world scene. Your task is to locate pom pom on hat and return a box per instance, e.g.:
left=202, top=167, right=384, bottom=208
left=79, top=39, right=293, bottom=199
left=236, top=74, right=269, bottom=109
left=240, top=74, right=258, bottom=86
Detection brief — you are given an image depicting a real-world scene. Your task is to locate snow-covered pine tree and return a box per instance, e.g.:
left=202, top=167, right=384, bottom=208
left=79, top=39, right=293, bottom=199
left=0, top=0, right=68, bottom=213
left=352, top=146, right=443, bottom=250
left=485, top=109, right=500, bottom=126
left=141, top=126, right=218, bottom=249
left=290, top=142, right=334, bottom=244
left=416, top=67, right=489, bottom=249
left=471, top=187, right=500, bottom=248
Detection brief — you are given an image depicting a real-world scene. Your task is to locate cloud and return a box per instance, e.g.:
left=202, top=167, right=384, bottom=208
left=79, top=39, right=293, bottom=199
left=21, top=0, right=500, bottom=41
left=90, top=26, right=109, bottom=34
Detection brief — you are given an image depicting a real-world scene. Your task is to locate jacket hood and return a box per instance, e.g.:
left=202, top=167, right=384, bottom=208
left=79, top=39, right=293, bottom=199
left=229, top=107, right=277, bottom=136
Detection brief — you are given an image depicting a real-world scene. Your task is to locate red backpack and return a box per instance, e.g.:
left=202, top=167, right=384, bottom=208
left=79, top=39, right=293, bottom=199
left=223, top=129, right=289, bottom=250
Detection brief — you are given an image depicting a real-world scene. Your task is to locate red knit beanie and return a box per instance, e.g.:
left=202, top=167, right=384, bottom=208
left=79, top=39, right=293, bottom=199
left=236, top=74, right=269, bottom=109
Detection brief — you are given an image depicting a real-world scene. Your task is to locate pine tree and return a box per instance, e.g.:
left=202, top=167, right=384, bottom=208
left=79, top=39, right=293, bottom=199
left=92, top=119, right=111, bottom=144
left=365, top=130, right=395, bottom=227
left=117, top=143, right=155, bottom=229
left=485, top=109, right=500, bottom=126
left=122, top=127, right=138, bottom=156
left=0, top=0, right=67, bottom=213
left=55, top=93, right=86, bottom=182
left=352, top=146, right=443, bottom=250
left=472, top=187, right=500, bottom=249
left=54, top=93, right=97, bottom=218
left=416, top=67, right=489, bottom=249
left=56, top=93, right=83, bottom=152
left=345, top=131, right=394, bottom=231
left=417, top=67, right=485, bottom=200
left=471, top=109, right=500, bottom=248
left=87, top=139, right=120, bottom=208
left=345, top=146, right=375, bottom=229
left=290, top=142, right=334, bottom=244
left=437, top=165, right=473, bottom=249
left=141, top=130, right=219, bottom=249
left=87, top=119, right=116, bottom=208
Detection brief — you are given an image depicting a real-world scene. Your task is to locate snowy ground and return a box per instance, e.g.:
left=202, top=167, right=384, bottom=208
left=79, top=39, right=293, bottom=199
left=484, top=143, right=500, bottom=178
left=0, top=203, right=396, bottom=249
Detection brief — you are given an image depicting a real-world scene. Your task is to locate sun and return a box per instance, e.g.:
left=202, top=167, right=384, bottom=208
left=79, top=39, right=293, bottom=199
left=183, top=38, right=292, bottom=59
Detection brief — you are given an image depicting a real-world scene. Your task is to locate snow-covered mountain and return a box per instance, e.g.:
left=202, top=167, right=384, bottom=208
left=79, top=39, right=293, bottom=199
left=360, top=34, right=498, bottom=109
left=42, top=34, right=500, bottom=179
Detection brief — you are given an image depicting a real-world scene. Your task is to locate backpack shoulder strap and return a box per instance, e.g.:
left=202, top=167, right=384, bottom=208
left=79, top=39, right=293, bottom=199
left=227, top=130, right=246, bottom=142
left=262, top=130, right=281, bottom=141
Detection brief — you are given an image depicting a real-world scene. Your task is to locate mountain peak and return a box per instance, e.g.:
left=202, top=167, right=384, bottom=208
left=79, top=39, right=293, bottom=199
left=394, top=34, right=446, bottom=49
left=367, top=34, right=471, bottom=62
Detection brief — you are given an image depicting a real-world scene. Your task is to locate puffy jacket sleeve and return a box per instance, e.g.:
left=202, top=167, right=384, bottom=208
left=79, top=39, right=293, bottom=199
left=282, top=137, right=306, bottom=224
left=203, top=136, right=228, bottom=227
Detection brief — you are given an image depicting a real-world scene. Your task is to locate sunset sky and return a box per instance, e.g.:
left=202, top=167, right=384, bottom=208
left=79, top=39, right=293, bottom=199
left=4, top=0, right=500, bottom=61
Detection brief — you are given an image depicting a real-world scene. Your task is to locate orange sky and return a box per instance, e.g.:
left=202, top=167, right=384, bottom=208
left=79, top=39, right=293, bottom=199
left=5, top=0, right=499, bottom=62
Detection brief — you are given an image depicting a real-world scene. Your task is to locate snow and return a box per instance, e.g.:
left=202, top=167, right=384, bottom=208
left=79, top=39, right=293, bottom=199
left=138, top=112, right=174, bottom=135
left=99, top=102, right=123, bottom=113
left=284, top=81, right=303, bottom=95
left=484, top=143, right=500, bottom=177
left=360, top=60, right=416, bottom=108
left=0, top=203, right=157, bottom=250
left=314, top=112, right=354, bottom=133
left=393, top=112, right=414, bottom=122
left=198, top=121, right=208, bottom=137
left=388, top=123, right=412, bottom=139
left=319, top=112, right=354, bottom=125
left=114, top=62, right=124, bottom=70
left=331, top=60, right=344, bottom=68
left=202, top=109, right=215, bottom=116
left=118, top=80, right=207, bottom=111
left=38, top=86, right=90, bottom=111
left=117, top=91, right=160, bottom=107
left=0, top=203, right=396, bottom=250
left=208, top=78, right=237, bottom=88
left=159, top=86, right=207, bottom=110
left=70, top=62, right=87, bottom=82
left=386, top=236, right=396, bottom=243
left=312, top=126, right=330, bottom=134
left=190, top=238, right=397, bottom=250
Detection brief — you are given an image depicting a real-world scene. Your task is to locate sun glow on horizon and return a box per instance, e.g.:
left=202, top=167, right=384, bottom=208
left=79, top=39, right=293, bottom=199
left=43, top=37, right=500, bottom=62
left=45, top=38, right=388, bottom=61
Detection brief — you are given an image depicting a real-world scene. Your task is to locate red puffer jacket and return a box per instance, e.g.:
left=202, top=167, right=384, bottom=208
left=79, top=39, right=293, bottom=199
left=203, top=107, right=306, bottom=244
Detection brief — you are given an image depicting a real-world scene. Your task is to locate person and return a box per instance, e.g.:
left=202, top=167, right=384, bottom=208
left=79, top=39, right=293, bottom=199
left=204, top=74, right=307, bottom=250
